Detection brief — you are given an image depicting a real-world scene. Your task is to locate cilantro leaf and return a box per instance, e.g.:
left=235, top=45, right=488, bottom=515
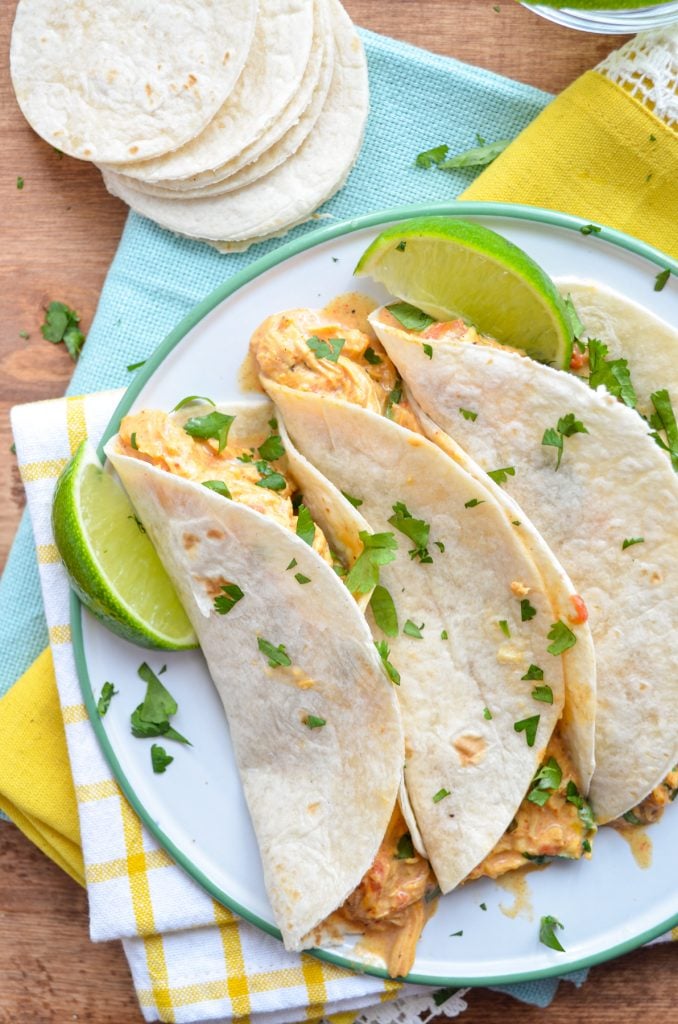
left=528, top=757, right=562, bottom=807
left=294, top=572, right=311, bottom=585
left=565, top=781, right=597, bottom=830
left=514, top=715, right=540, bottom=747
left=388, top=501, right=431, bottom=563
left=464, top=498, right=485, bottom=508
left=395, top=833, right=415, bottom=859
left=433, top=788, right=451, bottom=803
left=520, top=599, right=537, bottom=621
left=487, top=466, right=515, bottom=486
left=183, top=411, right=235, bottom=453
left=97, top=681, right=118, bottom=717
left=130, top=432, right=139, bottom=450
left=531, top=685, right=553, bottom=704
left=522, top=664, right=543, bottom=680
left=649, top=389, right=678, bottom=470
left=422, top=343, right=433, bottom=359
left=540, top=916, right=566, bottom=951
left=547, top=620, right=577, bottom=655
left=126, top=360, right=146, bottom=372
left=257, top=637, right=291, bottom=668
left=295, top=504, right=316, bottom=547
left=403, top=619, right=424, bottom=638
left=483, top=707, right=492, bottom=720
left=255, top=460, right=287, bottom=490
left=286, top=558, right=297, bottom=570
left=131, top=664, right=190, bottom=745
left=438, top=138, right=510, bottom=170
left=385, top=379, right=403, bottom=418
left=415, top=144, right=449, bottom=168
left=214, top=583, right=244, bottom=615
left=172, top=395, right=215, bottom=412
left=16, top=175, right=24, bottom=189
left=459, top=407, right=478, bottom=422
left=304, top=715, right=326, bottom=729
left=369, top=584, right=399, bottom=637
left=151, top=744, right=174, bottom=774
left=386, top=301, right=436, bottom=332
left=580, top=224, right=601, bottom=236
left=542, top=413, right=588, bottom=470
left=587, top=339, right=637, bottom=408
left=345, top=531, right=398, bottom=595
left=440, top=629, right=448, bottom=640
left=396, top=240, right=407, bottom=252
left=341, top=490, right=363, bottom=507
left=654, top=268, right=670, bottom=292
left=374, top=640, right=400, bottom=685
left=622, top=537, right=644, bottom=550
left=306, top=335, right=345, bottom=362
left=257, top=434, right=285, bottom=461
left=40, top=301, right=85, bottom=360
left=623, top=809, right=643, bottom=826
left=202, top=480, right=232, bottom=499
left=363, top=346, right=382, bottom=365
left=498, top=620, right=510, bottom=638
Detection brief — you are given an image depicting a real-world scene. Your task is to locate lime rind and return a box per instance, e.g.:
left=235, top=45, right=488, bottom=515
left=52, top=441, right=197, bottom=650
left=356, top=217, right=573, bottom=369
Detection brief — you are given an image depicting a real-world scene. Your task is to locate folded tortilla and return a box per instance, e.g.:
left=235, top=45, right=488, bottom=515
left=369, top=307, right=678, bottom=824
left=104, top=402, right=405, bottom=952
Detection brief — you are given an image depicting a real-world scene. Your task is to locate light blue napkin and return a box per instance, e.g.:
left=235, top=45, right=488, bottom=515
left=1, top=25, right=587, bottom=1004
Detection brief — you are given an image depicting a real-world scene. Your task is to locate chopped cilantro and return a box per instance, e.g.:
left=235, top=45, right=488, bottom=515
left=480, top=902, right=488, bottom=911
left=487, top=466, right=515, bottom=486
left=257, top=433, right=285, bottom=461
left=396, top=240, right=407, bottom=252
left=395, top=833, right=415, bottom=859
left=295, top=504, right=316, bottom=546
left=386, top=301, right=436, bottom=332
left=16, top=176, right=24, bottom=190
left=583, top=838, right=592, bottom=853
left=97, top=681, right=118, bottom=717
left=580, top=224, right=601, bottom=236
left=531, top=685, right=553, bottom=704
left=131, top=663, right=190, bottom=744
left=649, top=389, right=678, bottom=470
left=528, top=757, right=562, bottom=807
left=438, top=138, right=510, bottom=170
left=369, top=584, right=399, bottom=637
left=520, top=598, right=537, bottom=621
left=388, top=501, right=431, bottom=563
left=539, top=916, right=565, bottom=952
left=40, top=301, right=85, bottom=360
left=286, top=558, right=297, bottom=570
left=306, top=334, right=345, bottom=362
left=623, top=809, right=643, bottom=826
left=464, top=498, right=485, bottom=508
left=304, top=715, right=326, bottom=729
left=565, top=781, right=596, bottom=830
left=547, top=620, right=577, bottom=655
left=415, top=144, right=449, bottom=169
left=542, top=413, right=589, bottom=470
left=151, top=744, right=174, bottom=774
left=172, top=395, right=215, bottom=412
left=202, top=480, right=232, bottom=499
left=449, top=930, right=464, bottom=938
left=422, top=343, right=433, bottom=359
left=522, top=664, right=544, bottom=681
left=255, top=460, right=287, bottom=490
left=374, top=640, right=401, bottom=685
left=126, top=359, right=146, bottom=372
left=385, top=379, right=403, bottom=418
left=498, top=619, right=510, bottom=638
left=654, top=268, right=670, bottom=292
left=237, top=452, right=253, bottom=463
left=257, top=637, right=291, bottom=668
left=440, top=629, right=448, bottom=640
left=622, top=537, right=644, bottom=550
left=294, top=573, right=311, bottom=585
left=345, top=531, right=398, bottom=595
left=514, top=714, right=540, bottom=747
left=563, top=295, right=585, bottom=341
left=434, top=540, right=445, bottom=553
left=403, top=619, right=424, bottom=638
left=483, top=707, right=492, bottom=720
left=214, top=583, right=244, bottom=615
left=183, top=411, right=235, bottom=453
left=130, top=432, right=139, bottom=450
left=268, top=417, right=278, bottom=430
left=433, top=788, right=451, bottom=803
left=341, top=490, right=363, bottom=507
left=586, top=339, right=636, bottom=408
left=459, top=408, right=478, bottom=422
left=363, top=346, right=382, bottom=365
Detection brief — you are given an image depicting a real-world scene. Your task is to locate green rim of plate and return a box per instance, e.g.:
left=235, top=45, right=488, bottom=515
left=73, top=200, right=678, bottom=988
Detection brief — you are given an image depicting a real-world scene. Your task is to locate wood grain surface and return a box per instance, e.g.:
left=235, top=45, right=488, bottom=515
left=1, top=1, right=674, bottom=1022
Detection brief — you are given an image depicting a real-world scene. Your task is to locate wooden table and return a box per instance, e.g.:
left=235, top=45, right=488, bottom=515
left=1, top=1, right=675, bottom=1021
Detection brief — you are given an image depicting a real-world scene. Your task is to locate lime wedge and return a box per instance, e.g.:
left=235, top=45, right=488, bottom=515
left=52, top=441, right=197, bottom=649
left=355, top=217, right=573, bottom=368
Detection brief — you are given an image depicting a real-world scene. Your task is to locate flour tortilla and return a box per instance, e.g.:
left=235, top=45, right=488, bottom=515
left=371, top=312, right=678, bottom=823
left=10, top=0, right=257, bottom=164
left=264, top=383, right=568, bottom=893
left=101, top=0, right=368, bottom=243
left=124, top=11, right=335, bottom=201
left=101, top=0, right=316, bottom=185
left=104, top=403, right=403, bottom=951
left=556, top=278, right=678, bottom=416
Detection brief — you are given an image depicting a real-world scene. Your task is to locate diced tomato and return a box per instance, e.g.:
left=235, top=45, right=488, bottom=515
left=568, top=594, right=588, bottom=624
left=421, top=319, right=467, bottom=340
left=569, top=349, right=587, bottom=371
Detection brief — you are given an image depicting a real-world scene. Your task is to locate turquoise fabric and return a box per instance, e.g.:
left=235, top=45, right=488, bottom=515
left=0, top=26, right=585, bottom=1004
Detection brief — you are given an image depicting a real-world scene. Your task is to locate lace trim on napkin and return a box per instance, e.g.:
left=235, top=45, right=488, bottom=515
left=320, top=989, right=469, bottom=1024
left=596, top=28, right=678, bottom=127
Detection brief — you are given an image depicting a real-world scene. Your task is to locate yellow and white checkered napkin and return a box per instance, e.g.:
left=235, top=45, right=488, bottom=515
left=11, top=389, right=467, bottom=1024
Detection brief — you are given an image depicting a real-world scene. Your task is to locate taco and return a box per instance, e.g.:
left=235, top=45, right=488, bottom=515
left=366, top=294, right=678, bottom=826
left=249, top=305, right=598, bottom=891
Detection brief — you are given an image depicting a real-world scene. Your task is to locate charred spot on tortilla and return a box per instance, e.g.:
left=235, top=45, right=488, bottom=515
left=453, top=734, right=487, bottom=766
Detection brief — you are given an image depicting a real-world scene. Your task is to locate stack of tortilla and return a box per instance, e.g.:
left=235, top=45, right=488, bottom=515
left=10, top=0, right=368, bottom=251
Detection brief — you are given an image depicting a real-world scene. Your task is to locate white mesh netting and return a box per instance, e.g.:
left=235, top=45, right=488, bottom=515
left=596, top=26, right=678, bottom=126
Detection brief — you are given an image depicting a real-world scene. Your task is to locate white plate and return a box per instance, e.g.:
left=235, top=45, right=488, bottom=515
left=520, top=2, right=678, bottom=33
left=74, top=201, right=678, bottom=986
